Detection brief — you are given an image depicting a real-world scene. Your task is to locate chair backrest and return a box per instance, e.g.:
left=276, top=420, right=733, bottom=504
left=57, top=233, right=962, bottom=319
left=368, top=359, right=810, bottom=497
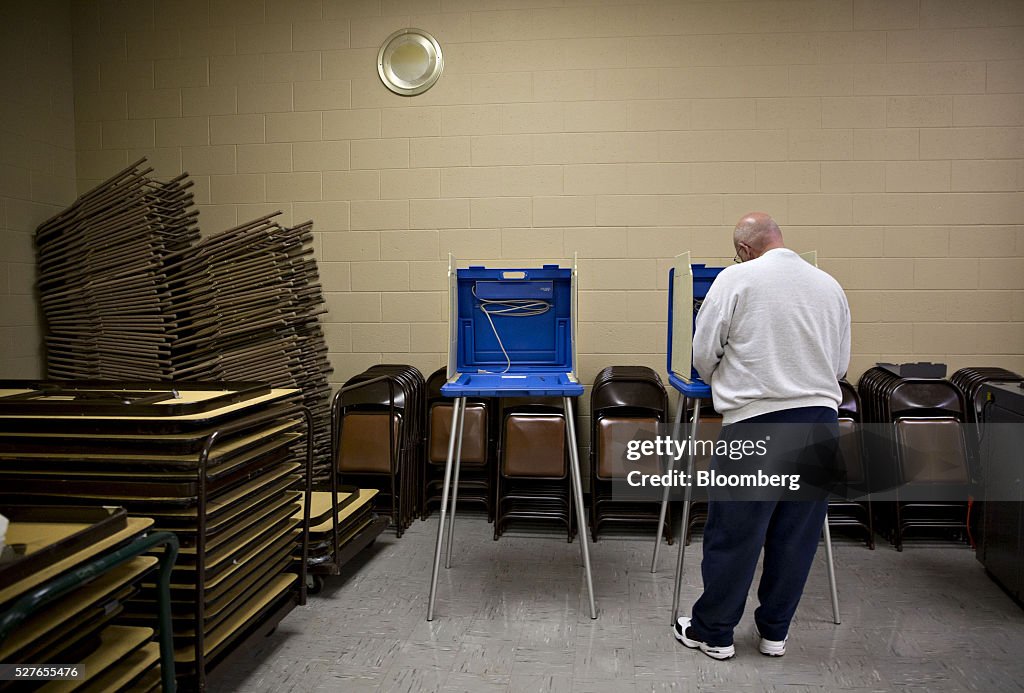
left=691, top=418, right=722, bottom=472
left=890, top=381, right=964, bottom=419
left=336, top=411, right=400, bottom=474
left=501, top=411, right=566, bottom=478
left=595, top=415, right=660, bottom=480
left=837, top=417, right=864, bottom=485
left=858, top=367, right=965, bottom=422
left=591, top=378, right=667, bottom=416
left=429, top=401, right=488, bottom=465
left=838, top=380, right=860, bottom=420
left=894, top=417, right=969, bottom=484
left=426, top=366, right=447, bottom=400
left=342, top=373, right=407, bottom=410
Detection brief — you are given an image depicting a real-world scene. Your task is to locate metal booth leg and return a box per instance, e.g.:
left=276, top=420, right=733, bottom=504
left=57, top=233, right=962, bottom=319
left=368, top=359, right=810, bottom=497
left=823, top=518, right=840, bottom=624
left=428, top=397, right=464, bottom=620
left=445, top=401, right=467, bottom=569
left=671, top=398, right=701, bottom=625
left=564, top=397, right=597, bottom=619
left=651, top=393, right=687, bottom=573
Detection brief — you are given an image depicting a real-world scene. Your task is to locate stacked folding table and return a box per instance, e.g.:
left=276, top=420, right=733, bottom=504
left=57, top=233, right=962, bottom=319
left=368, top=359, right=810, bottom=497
left=0, top=505, right=177, bottom=692
left=0, top=382, right=311, bottom=691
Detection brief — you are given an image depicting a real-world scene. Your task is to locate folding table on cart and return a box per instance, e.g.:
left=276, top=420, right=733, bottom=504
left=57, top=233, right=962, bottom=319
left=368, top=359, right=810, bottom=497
left=426, top=256, right=597, bottom=621
left=650, top=252, right=841, bottom=627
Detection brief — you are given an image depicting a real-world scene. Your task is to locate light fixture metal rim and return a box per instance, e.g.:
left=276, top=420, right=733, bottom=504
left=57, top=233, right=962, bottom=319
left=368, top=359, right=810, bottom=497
left=377, top=27, right=444, bottom=97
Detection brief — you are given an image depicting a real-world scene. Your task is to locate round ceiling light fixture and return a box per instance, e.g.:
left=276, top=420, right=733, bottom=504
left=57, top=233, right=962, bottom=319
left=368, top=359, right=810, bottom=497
left=377, top=28, right=443, bottom=96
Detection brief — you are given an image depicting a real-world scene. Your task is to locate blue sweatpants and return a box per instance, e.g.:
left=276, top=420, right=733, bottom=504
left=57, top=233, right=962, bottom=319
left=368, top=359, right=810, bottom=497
left=689, top=406, right=838, bottom=646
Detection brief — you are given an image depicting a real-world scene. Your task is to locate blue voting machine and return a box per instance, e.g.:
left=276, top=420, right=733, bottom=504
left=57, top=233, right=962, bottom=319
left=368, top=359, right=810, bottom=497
left=441, top=255, right=583, bottom=397
left=666, top=251, right=723, bottom=398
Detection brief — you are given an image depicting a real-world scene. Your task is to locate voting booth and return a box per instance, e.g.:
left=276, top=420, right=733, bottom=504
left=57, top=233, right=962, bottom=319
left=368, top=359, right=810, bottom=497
left=427, top=256, right=595, bottom=621
left=666, top=252, right=723, bottom=390
left=441, top=258, right=583, bottom=398
left=650, top=251, right=839, bottom=628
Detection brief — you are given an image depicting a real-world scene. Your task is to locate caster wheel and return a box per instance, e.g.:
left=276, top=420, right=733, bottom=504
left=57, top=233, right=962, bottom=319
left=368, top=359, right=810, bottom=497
left=307, top=575, right=324, bottom=595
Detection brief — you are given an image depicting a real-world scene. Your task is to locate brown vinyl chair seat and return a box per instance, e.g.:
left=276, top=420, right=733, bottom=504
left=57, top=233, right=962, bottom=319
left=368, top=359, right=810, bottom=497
left=336, top=411, right=400, bottom=474
left=501, top=412, right=566, bottom=479
left=429, top=402, right=488, bottom=466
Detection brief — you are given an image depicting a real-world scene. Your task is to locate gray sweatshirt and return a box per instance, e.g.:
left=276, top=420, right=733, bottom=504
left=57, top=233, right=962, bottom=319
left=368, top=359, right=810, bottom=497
left=692, top=247, right=851, bottom=425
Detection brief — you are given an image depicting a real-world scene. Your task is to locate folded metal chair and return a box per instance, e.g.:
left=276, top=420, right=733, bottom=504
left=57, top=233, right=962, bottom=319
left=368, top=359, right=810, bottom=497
left=422, top=367, right=494, bottom=521
left=335, top=365, right=424, bottom=536
left=827, top=380, right=874, bottom=548
left=858, top=367, right=970, bottom=549
left=495, top=404, right=574, bottom=541
left=336, top=409, right=402, bottom=535
left=589, top=366, right=669, bottom=542
left=892, top=417, right=971, bottom=551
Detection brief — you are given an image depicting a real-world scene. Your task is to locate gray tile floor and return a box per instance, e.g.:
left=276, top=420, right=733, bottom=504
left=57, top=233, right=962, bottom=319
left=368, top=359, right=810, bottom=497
left=208, top=514, right=1024, bottom=692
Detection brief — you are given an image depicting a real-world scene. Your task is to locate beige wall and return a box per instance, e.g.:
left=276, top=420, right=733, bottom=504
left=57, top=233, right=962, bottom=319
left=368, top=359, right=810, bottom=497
left=68, top=0, right=1024, bottom=446
left=0, top=1, right=77, bottom=378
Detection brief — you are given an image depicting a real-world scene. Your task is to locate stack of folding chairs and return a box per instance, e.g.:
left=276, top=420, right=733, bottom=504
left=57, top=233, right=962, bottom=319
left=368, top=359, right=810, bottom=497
left=858, top=366, right=970, bottom=551
left=35, top=161, right=199, bottom=380
left=676, top=400, right=723, bottom=546
left=334, top=365, right=424, bottom=536
left=166, top=214, right=334, bottom=481
left=422, top=367, right=496, bottom=521
left=951, top=367, right=1024, bottom=425
left=588, top=366, right=669, bottom=541
left=35, top=160, right=335, bottom=480
left=494, top=398, right=576, bottom=541
left=826, top=380, right=874, bottom=548
left=950, top=367, right=1023, bottom=549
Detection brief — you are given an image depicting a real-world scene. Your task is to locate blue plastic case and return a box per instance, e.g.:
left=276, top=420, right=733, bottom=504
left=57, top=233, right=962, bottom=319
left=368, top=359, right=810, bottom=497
left=666, top=251, right=818, bottom=396
left=666, top=254, right=724, bottom=394
left=442, top=256, right=583, bottom=397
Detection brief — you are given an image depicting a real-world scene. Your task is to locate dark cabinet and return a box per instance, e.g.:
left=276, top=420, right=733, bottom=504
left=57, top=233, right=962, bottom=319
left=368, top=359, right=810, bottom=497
left=978, top=383, right=1024, bottom=605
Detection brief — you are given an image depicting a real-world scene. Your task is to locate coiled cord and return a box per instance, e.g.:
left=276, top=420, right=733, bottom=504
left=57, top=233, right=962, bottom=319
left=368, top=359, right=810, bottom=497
left=471, top=285, right=551, bottom=374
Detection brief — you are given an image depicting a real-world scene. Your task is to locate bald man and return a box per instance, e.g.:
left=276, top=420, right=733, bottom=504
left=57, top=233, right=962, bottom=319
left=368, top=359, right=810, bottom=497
left=673, top=212, right=851, bottom=660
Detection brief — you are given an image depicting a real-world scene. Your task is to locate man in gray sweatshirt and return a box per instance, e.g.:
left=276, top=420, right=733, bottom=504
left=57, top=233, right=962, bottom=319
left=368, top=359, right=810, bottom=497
left=673, top=212, right=851, bottom=660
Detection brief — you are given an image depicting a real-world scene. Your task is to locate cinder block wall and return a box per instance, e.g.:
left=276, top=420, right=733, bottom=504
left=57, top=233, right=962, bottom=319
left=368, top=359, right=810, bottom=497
left=0, top=1, right=77, bottom=378
left=69, top=0, right=1024, bottom=451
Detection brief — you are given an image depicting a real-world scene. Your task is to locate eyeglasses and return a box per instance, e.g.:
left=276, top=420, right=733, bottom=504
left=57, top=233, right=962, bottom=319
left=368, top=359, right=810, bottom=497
left=733, top=254, right=741, bottom=264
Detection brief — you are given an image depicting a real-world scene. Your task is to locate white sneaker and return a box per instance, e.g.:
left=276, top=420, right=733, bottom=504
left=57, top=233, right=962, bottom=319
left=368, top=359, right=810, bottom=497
left=754, top=624, right=787, bottom=656
left=673, top=617, right=735, bottom=660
